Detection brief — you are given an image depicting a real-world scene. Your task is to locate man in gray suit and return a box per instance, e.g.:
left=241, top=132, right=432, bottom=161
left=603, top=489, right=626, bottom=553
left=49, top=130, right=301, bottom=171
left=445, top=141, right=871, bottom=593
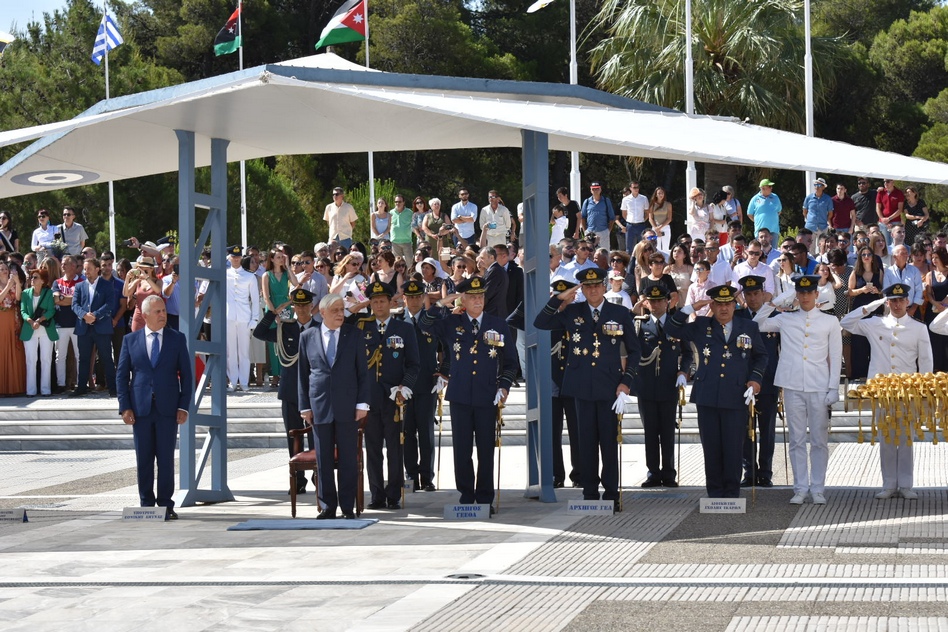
left=299, top=294, right=371, bottom=519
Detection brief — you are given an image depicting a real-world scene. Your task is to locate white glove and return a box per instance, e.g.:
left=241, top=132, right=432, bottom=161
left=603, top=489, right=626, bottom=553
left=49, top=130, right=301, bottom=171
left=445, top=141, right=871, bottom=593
left=772, top=287, right=797, bottom=309
left=823, top=389, right=839, bottom=407
left=389, top=386, right=414, bottom=401
left=431, top=375, right=449, bottom=394
left=743, top=386, right=756, bottom=407
left=864, top=297, right=887, bottom=314
left=675, top=374, right=688, bottom=389
left=493, top=389, right=505, bottom=406
left=611, top=392, right=633, bottom=415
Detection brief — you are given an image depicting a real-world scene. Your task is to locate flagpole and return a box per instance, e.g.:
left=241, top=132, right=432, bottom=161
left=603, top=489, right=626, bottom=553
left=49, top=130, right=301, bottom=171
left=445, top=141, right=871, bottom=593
left=365, top=0, right=375, bottom=213
left=238, top=2, right=248, bottom=250
left=104, top=1, right=116, bottom=255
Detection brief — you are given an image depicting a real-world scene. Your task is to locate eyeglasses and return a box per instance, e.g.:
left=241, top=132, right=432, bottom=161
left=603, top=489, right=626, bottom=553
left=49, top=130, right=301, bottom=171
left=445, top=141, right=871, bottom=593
left=62, top=213, right=73, bottom=217
left=348, top=261, right=360, bottom=266
left=649, top=261, right=664, bottom=265
left=395, top=200, right=405, bottom=204
left=577, top=247, right=591, bottom=252
left=488, top=195, right=498, bottom=199
left=291, top=261, right=303, bottom=267
left=610, top=258, right=624, bottom=263
left=631, top=186, right=639, bottom=189
left=332, top=193, right=343, bottom=197
left=37, top=215, right=48, bottom=219
left=860, top=253, right=873, bottom=258
left=300, top=260, right=313, bottom=265
left=746, top=250, right=762, bottom=256
left=415, top=201, right=424, bottom=206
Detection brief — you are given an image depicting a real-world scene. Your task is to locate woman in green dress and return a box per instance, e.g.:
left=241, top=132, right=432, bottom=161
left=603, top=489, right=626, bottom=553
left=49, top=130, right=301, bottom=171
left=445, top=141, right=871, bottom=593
left=262, top=246, right=299, bottom=388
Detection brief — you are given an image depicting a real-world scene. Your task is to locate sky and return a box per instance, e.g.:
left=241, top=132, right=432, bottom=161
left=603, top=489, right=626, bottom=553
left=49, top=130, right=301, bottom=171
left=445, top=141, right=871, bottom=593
left=2, top=0, right=69, bottom=35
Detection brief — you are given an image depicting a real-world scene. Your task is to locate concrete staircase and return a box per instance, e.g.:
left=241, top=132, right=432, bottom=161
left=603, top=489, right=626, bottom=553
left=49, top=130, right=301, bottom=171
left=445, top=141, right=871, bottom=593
left=0, top=384, right=882, bottom=450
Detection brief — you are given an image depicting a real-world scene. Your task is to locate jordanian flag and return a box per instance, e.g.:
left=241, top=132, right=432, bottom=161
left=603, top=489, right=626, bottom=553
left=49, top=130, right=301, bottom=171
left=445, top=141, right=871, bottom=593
left=214, top=4, right=241, bottom=56
left=315, top=0, right=367, bottom=49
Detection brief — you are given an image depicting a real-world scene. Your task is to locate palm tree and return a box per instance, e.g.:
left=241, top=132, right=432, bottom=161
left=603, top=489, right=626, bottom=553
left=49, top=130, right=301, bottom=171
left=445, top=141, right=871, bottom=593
left=588, top=0, right=842, bottom=191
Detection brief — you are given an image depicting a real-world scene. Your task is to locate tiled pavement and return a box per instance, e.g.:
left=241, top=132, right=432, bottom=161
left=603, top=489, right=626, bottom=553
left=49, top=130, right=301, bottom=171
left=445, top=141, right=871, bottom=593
left=1, top=440, right=948, bottom=630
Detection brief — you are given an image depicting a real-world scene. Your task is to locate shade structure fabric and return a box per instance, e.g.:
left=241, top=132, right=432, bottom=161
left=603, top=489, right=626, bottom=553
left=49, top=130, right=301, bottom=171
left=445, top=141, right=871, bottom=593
left=2, top=53, right=948, bottom=199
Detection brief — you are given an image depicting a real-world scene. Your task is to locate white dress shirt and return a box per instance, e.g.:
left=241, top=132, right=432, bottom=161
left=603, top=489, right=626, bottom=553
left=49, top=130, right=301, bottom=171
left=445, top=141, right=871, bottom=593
left=754, top=305, right=842, bottom=392
left=840, top=309, right=934, bottom=377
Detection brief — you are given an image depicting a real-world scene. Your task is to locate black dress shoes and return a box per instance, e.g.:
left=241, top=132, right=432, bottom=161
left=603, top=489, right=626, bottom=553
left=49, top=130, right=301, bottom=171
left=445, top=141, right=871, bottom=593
left=663, top=480, right=679, bottom=488
left=641, top=477, right=663, bottom=488
left=386, top=500, right=401, bottom=510
left=553, top=479, right=565, bottom=489
left=70, top=389, right=88, bottom=397
left=422, top=483, right=436, bottom=492
left=290, top=479, right=307, bottom=495
left=571, top=481, right=582, bottom=489
left=740, top=477, right=755, bottom=488
left=108, top=389, right=117, bottom=398
left=316, top=509, right=337, bottom=520
left=367, top=500, right=387, bottom=510
left=342, top=511, right=355, bottom=519
left=165, top=508, right=178, bottom=521
left=757, top=477, right=773, bottom=488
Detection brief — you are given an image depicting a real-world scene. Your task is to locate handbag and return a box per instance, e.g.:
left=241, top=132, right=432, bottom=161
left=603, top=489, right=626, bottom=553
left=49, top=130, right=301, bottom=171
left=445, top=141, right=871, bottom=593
left=31, top=289, right=50, bottom=323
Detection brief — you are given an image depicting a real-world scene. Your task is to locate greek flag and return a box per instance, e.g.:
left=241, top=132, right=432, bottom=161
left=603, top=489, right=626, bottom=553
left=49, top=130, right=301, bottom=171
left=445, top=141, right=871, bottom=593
left=91, top=13, right=124, bottom=65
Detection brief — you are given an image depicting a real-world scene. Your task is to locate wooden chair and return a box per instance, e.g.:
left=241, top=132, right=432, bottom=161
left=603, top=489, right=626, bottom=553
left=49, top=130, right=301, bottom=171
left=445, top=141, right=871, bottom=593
left=288, top=428, right=365, bottom=518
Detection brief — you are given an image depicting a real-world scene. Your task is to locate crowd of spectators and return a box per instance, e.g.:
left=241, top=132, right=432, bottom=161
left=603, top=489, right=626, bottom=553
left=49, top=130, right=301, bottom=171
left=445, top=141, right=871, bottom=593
left=0, top=176, right=940, bottom=396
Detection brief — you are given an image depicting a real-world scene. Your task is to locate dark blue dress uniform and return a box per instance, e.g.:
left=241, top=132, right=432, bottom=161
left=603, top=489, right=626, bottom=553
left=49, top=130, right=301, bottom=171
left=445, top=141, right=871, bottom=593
left=734, top=276, right=781, bottom=487
left=420, top=276, right=518, bottom=506
left=663, top=285, right=768, bottom=498
left=359, top=281, right=420, bottom=508
left=400, top=280, right=442, bottom=491
left=252, top=288, right=318, bottom=493
left=512, top=286, right=580, bottom=488
left=533, top=268, right=641, bottom=504
left=634, top=286, right=694, bottom=487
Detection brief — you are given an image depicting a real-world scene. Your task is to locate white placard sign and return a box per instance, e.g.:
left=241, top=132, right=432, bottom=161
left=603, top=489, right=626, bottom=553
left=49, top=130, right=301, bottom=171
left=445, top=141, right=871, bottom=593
left=699, top=498, right=746, bottom=514
left=0, top=509, right=27, bottom=523
left=567, top=500, right=616, bottom=516
left=443, top=504, right=490, bottom=520
left=122, top=507, right=168, bottom=522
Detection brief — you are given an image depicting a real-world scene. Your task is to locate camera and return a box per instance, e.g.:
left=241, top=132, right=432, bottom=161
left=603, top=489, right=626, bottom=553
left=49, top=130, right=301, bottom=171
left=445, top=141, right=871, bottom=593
left=121, top=239, right=136, bottom=248
left=173, top=264, right=179, bottom=275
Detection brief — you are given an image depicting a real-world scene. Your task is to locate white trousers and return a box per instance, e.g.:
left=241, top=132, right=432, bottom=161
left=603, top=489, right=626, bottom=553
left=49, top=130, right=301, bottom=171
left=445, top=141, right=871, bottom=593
left=54, top=326, right=79, bottom=387
left=784, top=389, right=829, bottom=495
left=24, top=328, right=53, bottom=396
left=878, top=421, right=913, bottom=491
left=226, top=320, right=251, bottom=388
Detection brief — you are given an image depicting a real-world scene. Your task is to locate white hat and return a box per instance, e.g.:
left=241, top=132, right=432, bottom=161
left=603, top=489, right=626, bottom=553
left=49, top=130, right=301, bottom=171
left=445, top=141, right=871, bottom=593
left=416, top=257, right=448, bottom=279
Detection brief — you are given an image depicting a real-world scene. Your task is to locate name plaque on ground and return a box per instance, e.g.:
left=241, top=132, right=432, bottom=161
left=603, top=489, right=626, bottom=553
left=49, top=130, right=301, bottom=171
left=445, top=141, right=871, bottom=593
left=443, top=504, right=490, bottom=520
left=122, top=507, right=167, bottom=522
left=0, top=509, right=27, bottom=523
left=699, top=498, right=746, bottom=514
left=567, top=500, right=615, bottom=516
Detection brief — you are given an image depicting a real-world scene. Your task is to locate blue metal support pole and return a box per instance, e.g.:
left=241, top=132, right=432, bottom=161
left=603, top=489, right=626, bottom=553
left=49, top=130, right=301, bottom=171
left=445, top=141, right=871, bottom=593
left=174, top=131, right=234, bottom=507
left=521, top=129, right=555, bottom=503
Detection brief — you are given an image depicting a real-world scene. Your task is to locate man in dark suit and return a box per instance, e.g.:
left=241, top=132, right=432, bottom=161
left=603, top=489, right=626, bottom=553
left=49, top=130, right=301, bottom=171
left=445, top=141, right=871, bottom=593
left=534, top=267, right=641, bottom=509
left=496, top=244, right=525, bottom=376
left=299, top=293, right=371, bottom=519
left=663, top=284, right=768, bottom=498
left=734, top=275, right=780, bottom=488
left=72, top=257, right=116, bottom=396
left=635, top=284, right=694, bottom=488
left=400, top=279, right=442, bottom=492
left=421, top=276, right=519, bottom=509
left=477, top=246, right=509, bottom=318
left=253, top=287, right=317, bottom=495
left=117, top=295, right=193, bottom=520
left=358, top=281, right=420, bottom=510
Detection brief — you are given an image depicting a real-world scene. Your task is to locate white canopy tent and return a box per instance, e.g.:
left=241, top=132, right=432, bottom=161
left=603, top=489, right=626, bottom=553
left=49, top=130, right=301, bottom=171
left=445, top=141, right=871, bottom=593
left=3, top=53, right=948, bottom=197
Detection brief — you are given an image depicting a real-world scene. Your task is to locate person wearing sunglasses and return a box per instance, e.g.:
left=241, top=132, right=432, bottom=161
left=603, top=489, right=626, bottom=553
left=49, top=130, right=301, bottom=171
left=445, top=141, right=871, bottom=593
left=731, top=239, right=775, bottom=303
left=59, top=207, right=89, bottom=257
left=20, top=268, right=58, bottom=396
left=30, top=210, right=58, bottom=262
left=324, top=187, right=358, bottom=250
